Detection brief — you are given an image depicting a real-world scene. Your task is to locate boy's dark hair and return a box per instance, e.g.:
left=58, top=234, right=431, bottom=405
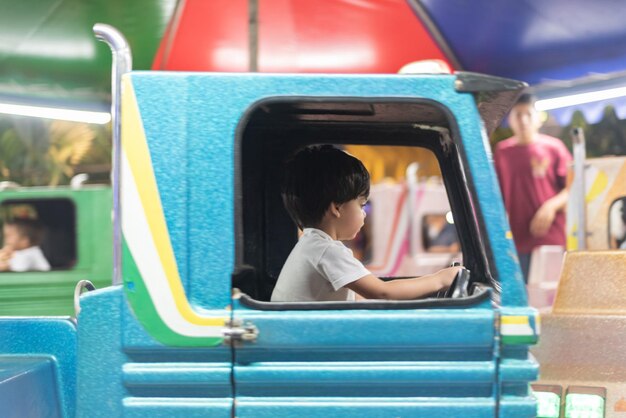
left=282, top=145, right=370, bottom=229
left=515, top=92, right=537, bottom=106
left=4, top=218, right=45, bottom=246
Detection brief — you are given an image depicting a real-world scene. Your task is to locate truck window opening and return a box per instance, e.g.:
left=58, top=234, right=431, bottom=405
left=233, top=99, right=494, bottom=304
left=0, top=199, right=77, bottom=271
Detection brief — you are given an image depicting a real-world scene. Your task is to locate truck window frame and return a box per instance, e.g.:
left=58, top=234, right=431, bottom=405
left=0, top=198, right=78, bottom=271
left=233, top=97, right=497, bottom=307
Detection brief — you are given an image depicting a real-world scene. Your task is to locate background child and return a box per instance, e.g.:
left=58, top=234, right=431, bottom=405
left=271, top=145, right=461, bottom=302
left=0, top=218, right=51, bottom=272
left=494, top=93, right=571, bottom=282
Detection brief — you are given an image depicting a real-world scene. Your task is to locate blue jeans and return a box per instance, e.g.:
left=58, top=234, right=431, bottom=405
left=518, top=253, right=531, bottom=284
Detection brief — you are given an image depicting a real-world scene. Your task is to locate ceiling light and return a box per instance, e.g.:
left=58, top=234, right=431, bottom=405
left=535, top=86, right=626, bottom=111
left=0, top=103, right=111, bottom=124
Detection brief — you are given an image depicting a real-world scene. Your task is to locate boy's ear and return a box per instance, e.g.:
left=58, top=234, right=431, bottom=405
left=328, top=201, right=341, bottom=218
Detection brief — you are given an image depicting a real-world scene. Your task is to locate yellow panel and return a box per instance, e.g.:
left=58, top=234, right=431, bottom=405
left=584, top=157, right=626, bottom=250
left=344, top=145, right=441, bottom=184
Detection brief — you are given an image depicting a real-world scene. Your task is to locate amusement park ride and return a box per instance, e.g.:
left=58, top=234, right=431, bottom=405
left=1, top=1, right=626, bottom=417
left=1, top=20, right=618, bottom=417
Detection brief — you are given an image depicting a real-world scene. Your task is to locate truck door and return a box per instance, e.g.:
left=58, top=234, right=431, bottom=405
left=230, top=99, right=499, bottom=417
left=231, top=291, right=495, bottom=417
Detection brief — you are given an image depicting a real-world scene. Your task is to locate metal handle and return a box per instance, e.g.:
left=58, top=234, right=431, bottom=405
left=74, top=280, right=96, bottom=317
left=93, top=24, right=133, bottom=286
left=571, top=127, right=587, bottom=250
left=222, top=319, right=259, bottom=345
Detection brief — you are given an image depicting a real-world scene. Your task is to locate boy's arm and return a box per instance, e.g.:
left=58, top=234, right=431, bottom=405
left=530, top=187, right=569, bottom=237
left=531, top=147, right=573, bottom=238
left=346, top=266, right=461, bottom=300
left=0, top=247, right=11, bottom=271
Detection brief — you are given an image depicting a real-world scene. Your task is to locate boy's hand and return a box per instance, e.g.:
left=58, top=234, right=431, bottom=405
left=530, top=201, right=557, bottom=237
left=347, top=266, right=464, bottom=300
left=0, top=246, right=13, bottom=262
left=0, top=247, right=11, bottom=271
left=438, top=266, right=462, bottom=290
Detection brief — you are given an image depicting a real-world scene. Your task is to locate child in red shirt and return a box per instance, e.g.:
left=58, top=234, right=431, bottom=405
left=494, top=94, right=572, bottom=282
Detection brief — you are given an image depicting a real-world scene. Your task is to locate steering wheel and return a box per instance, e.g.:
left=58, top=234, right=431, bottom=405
left=442, top=267, right=471, bottom=298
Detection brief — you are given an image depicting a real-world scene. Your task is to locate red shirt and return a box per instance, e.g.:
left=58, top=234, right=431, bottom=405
left=494, top=134, right=572, bottom=254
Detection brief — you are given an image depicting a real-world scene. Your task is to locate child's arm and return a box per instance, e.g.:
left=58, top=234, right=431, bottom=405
left=346, top=266, right=461, bottom=300
left=0, top=247, right=12, bottom=271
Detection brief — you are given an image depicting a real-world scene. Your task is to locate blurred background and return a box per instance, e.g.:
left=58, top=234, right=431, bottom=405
left=0, top=0, right=625, bottom=316
left=1, top=0, right=626, bottom=185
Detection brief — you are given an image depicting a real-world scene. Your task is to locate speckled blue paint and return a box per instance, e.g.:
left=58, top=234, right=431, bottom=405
left=232, top=297, right=500, bottom=415
left=235, top=397, right=497, bottom=418
left=0, top=317, right=76, bottom=418
left=77, top=286, right=233, bottom=416
left=0, top=357, right=61, bottom=417
left=130, top=71, right=525, bottom=310
left=447, top=95, right=528, bottom=307
left=123, top=398, right=231, bottom=418
left=76, top=287, right=126, bottom=417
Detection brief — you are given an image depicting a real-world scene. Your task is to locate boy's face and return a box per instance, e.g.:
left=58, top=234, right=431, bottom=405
left=2, top=224, right=30, bottom=250
left=508, top=102, right=541, bottom=144
left=336, top=195, right=368, bottom=241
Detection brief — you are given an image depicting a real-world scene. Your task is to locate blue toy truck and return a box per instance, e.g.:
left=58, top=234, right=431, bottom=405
left=0, top=27, right=540, bottom=418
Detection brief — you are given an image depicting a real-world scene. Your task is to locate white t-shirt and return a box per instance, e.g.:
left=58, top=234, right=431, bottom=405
left=9, top=246, right=51, bottom=272
left=271, top=228, right=371, bottom=302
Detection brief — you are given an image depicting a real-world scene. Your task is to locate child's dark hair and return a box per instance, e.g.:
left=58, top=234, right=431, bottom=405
left=4, top=218, right=45, bottom=246
left=282, top=145, right=370, bottom=229
left=515, top=92, right=537, bottom=106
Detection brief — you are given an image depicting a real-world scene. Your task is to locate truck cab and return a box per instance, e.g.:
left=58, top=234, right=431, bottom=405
left=0, top=70, right=539, bottom=417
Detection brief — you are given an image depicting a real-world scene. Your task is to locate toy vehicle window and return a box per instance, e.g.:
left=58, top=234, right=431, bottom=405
left=0, top=199, right=77, bottom=272
left=608, top=196, right=626, bottom=249
left=344, top=146, right=461, bottom=276
left=235, top=98, right=491, bottom=305
left=422, top=212, right=460, bottom=254
left=237, top=141, right=466, bottom=301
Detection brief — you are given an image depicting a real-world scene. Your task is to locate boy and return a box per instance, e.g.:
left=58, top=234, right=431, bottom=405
left=494, top=93, right=571, bottom=282
left=0, top=219, right=51, bottom=272
left=271, top=145, right=460, bottom=302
